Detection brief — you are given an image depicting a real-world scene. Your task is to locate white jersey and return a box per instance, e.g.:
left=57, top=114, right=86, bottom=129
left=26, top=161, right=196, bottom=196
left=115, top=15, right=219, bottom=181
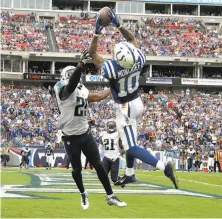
left=54, top=80, right=89, bottom=135
left=186, top=149, right=195, bottom=159
left=22, top=148, right=31, bottom=156
left=100, top=131, right=120, bottom=161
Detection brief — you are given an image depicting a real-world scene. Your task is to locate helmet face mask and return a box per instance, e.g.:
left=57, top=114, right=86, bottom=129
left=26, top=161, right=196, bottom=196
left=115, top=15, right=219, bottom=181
left=61, top=66, right=76, bottom=81
left=113, top=42, right=138, bottom=69
left=107, top=121, right=116, bottom=133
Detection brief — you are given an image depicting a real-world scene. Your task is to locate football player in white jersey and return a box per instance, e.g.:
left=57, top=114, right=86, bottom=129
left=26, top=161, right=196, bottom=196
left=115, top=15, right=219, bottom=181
left=45, top=143, right=54, bottom=170
left=53, top=51, right=126, bottom=210
left=89, top=9, right=178, bottom=189
left=208, top=144, right=215, bottom=172
left=20, top=144, right=31, bottom=169
left=100, top=121, right=123, bottom=183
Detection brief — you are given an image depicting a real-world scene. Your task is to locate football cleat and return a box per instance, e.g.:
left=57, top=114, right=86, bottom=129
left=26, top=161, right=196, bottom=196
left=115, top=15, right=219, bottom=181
left=164, top=161, right=179, bottom=189
left=106, top=195, right=127, bottom=207
left=81, top=192, right=89, bottom=210
left=114, top=174, right=136, bottom=186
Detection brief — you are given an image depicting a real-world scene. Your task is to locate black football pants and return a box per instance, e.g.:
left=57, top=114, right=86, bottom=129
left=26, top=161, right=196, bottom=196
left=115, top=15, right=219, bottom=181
left=187, top=158, right=193, bottom=171
left=63, top=129, right=113, bottom=195
left=102, top=156, right=119, bottom=183
left=214, top=161, right=221, bottom=172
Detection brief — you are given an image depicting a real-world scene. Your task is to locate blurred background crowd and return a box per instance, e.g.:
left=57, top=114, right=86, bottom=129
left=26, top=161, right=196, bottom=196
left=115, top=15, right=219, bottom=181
left=1, top=12, right=221, bottom=57
left=1, top=83, right=221, bottom=155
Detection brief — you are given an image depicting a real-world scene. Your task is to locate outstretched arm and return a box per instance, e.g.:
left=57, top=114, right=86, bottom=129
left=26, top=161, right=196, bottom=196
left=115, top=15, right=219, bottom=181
left=59, top=50, right=91, bottom=100
left=118, top=25, right=139, bottom=48
left=109, top=9, right=139, bottom=48
left=89, top=34, right=104, bottom=69
left=60, top=61, right=85, bottom=100
left=88, top=89, right=110, bottom=102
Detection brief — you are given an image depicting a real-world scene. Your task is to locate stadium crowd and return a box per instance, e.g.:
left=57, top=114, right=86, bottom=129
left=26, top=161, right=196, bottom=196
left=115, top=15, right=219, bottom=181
left=1, top=12, right=49, bottom=52
left=1, top=12, right=221, bottom=57
left=1, top=83, right=221, bottom=154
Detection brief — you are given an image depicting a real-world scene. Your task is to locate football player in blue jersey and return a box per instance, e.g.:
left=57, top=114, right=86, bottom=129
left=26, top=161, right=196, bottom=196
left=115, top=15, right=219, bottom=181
left=45, top=143, right=54, bottom=169
left=89, top=9, right=178, bottom=189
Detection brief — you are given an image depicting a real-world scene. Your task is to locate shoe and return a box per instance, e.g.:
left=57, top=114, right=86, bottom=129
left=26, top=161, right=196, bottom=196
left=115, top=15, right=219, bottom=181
left=81, top=192, right=89, bottom=210
left=114, top=174, right=136, bottom=186
left=106, top=195, right=127, bottom=207
left=164, top=161, right=179, bottom=189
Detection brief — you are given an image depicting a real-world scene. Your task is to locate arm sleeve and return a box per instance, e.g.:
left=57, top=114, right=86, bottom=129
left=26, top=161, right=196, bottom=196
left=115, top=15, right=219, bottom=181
left=137, top=49, right=146, bottom=67
left=60, top=62, right=84, bottom=99
left=101, top=62, right=111, bottom=80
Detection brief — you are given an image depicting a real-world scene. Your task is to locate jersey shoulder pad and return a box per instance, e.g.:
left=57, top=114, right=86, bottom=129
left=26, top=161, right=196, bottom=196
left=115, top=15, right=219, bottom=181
left=137, top=48, right=146, bottom=67
left=54, top=80, right=68, bottom=91
left=101, top=60, right=119, bottom=80
left=78, top=84, right=89, bottom=99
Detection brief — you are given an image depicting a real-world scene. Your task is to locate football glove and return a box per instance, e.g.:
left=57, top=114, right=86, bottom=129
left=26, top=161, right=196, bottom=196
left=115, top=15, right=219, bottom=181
left=95, top=14, right=103, bottom=34
left=80, top=50, right=91, bottom=64
left=108, top=9, right=120, bottom=28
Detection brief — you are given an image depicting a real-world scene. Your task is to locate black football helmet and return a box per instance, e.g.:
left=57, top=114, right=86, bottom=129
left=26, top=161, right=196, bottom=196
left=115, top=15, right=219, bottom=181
left=107, top=121, right=116, bottom=133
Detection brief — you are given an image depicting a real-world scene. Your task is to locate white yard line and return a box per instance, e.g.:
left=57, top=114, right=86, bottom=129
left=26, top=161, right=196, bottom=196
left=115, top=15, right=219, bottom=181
left=135, top=173, right=222, bottom=188
left=178, top=178, right=222, bottom=188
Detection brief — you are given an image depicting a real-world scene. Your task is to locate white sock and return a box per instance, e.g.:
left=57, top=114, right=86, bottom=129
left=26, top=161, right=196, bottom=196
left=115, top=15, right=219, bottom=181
left=107, top=194, right=114, bottom=199
left=125, top=168, right=134, bottom=176
left=156, top=161, right=165, bottom=171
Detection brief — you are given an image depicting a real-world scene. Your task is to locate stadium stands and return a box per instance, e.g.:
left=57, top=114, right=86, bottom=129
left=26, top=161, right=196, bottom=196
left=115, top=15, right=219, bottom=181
left=1, top=83, right=221, bottom=153
left=1, top=12, right=49, bottom=52
left=1, top=12, right=221, bottom=57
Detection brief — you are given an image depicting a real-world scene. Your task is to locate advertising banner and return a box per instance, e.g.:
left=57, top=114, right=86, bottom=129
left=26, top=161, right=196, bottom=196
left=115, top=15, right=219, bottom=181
left=23, top=73, right=60, bottom=81
left=85, top=75, right=108, bottom=82
left=181, top=78, right=222, bottom=86
left=146, top=77, right=172, bottom=84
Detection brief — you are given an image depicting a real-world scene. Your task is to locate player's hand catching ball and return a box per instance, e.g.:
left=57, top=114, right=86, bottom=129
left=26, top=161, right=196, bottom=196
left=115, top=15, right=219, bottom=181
left=95, top=14, right=103, bottom=35
left=108, top=9, right=120, bottom=28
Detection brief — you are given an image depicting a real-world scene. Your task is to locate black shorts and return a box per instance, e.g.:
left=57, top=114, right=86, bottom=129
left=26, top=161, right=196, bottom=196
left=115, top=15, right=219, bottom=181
left=195, top=161, right=201, bottom=168
left=102, top=156, right=119, bottom=182
left=22, top=156, right=29, bottom=163
left=62, top=129, right=100, bottom=170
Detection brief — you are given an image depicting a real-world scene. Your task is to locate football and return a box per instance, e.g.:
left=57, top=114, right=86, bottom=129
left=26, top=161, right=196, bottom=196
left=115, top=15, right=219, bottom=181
left=98, top=7, right=112, bottom=27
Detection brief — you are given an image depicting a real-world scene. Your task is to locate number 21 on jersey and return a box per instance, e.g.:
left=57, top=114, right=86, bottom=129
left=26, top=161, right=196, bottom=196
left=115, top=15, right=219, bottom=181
left=103, top=139, right=115, bottom=150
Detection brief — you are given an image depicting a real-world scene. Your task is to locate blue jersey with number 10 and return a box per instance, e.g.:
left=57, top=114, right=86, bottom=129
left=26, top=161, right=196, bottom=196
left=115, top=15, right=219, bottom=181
left=101, top=48, right=146, bottom=104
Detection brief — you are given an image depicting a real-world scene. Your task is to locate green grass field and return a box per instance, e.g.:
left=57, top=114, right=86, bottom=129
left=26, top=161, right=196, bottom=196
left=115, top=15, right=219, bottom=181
left=1, top=168, right=222, bottom=218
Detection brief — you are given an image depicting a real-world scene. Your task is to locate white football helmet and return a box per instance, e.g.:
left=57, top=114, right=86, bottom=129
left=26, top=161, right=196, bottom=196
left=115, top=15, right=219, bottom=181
left=113, top=42, right=138, bottom=69
left=60, top=66, right=76, bottom=81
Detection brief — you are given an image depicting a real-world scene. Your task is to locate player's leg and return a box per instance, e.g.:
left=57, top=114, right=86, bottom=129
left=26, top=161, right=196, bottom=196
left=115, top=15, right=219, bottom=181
left=66, top=157, right=70, bottom=169
left=19, top=156, right=24, bottom=168
left=63, top=135, right=89, bottom=210
left=116, top=116, right=178, bottom=188
left=26, top=157, right=29, bottom=169
left=63, top=136, right=84, bottom=193
left=84, top=158, right=89, bottom=169
left=46, top=156, right=49, bottom=169
left=81, top=130, right=126, bottom=207
left=110, top=158, right=120, bottom=183
left=49, top=156, right=52, bottom=169
left=102, top=156, right=112, bottom=175
left=218, top=161, right=221, bottom=172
